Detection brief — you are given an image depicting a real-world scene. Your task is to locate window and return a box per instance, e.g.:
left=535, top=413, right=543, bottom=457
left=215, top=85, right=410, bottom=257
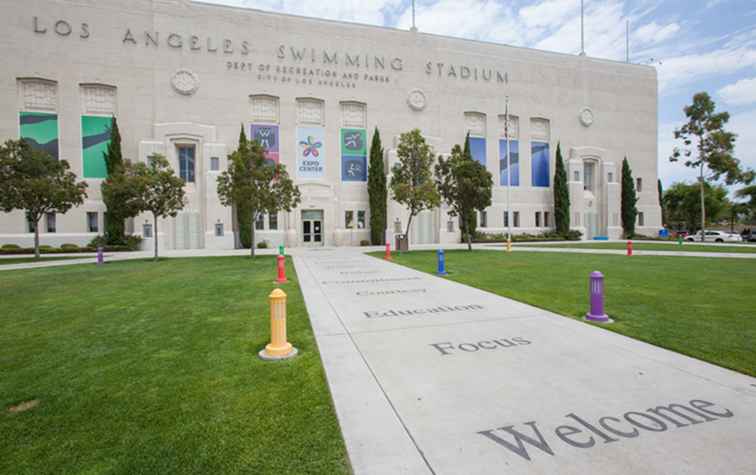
left=357, top=210, right=366, bottom=229
left=535, top=212, right=541, bottom=228
left=584, top=162, right=595, bottom=192
left=345, top=211, right=354, bottom=229
left=87, top=212, right=98, bottom=233
left=46, top=213, right=56, bottom=233
left=26, top=214, right=36, bottom=233
left=143, top=223, right=153, bottom=238
left=177, top=145, right=196, bottom=183
left=499, top=139, right=520, bottom=186
left=215, top=222, right=224, bottom=237
left=531, top=142, right=550, bottom=187
left=636, top=177, right=643, bottom=192
left=479, top=211, right=487, bottom=228
left=503, top=211, right=509, bottom=228
left=394, top=218, right=402, bottom=234
left=608, top=172, right=614, bottom=183
left=513, top=211, right=520, bottom=228
left=638, top=212, right=645, bottom=226
left=210, top=156, right=220, bottom=171
left=574, top=170, right=580, bottom=182
left=447, top=220, right=455, bottom=232
left=544, top=212, right=550, bottom=228
left=269, top=213, right=278, bottom=231
left=255, top=214, right=265, bottom=230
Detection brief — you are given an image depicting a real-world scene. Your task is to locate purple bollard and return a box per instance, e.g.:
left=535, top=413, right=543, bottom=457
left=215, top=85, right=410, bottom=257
left=585, top=271, right=611, bottom=323
left=96, top=246, right=104, bottom=266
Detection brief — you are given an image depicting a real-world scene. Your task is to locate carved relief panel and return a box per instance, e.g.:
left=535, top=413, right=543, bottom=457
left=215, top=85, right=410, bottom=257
left=464, top=112, right=486, bottom=136
left=250, top=94, right=279, bottom=123
left=341, top=101, right=366, bottom=128
left=297, top=98, right=324, bottom=125
left=530, top=118, right=550, bottom=141
left=19, top=78, right=57, bottom=111
left=80, top=84, right=117, bottom=115
left=498, top=114, right=519, bottom=139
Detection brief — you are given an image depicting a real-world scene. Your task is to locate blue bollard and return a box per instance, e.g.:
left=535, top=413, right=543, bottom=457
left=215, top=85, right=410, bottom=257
left=437, top=249, right=448, bottom=276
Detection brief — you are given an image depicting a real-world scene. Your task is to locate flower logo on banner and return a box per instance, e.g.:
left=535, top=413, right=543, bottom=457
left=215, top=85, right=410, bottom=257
left=344, top=131, right=363, bottom=152
left=299, top=135, right=322, bottom=157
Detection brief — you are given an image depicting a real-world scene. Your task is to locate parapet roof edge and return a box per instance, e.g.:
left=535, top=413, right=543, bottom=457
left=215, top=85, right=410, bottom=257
left=190, top=0, right=657, bottom=75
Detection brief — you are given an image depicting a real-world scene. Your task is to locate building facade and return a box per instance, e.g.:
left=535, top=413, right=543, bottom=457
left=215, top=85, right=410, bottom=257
left=0, top=0, right=662, bottom=250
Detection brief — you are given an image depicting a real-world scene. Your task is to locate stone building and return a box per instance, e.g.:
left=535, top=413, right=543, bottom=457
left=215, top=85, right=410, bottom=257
left=0, top=0, right=661, bottom=249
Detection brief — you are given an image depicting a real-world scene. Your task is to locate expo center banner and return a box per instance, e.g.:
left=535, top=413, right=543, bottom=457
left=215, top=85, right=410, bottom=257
left=297, top=127, right=325, bottom=178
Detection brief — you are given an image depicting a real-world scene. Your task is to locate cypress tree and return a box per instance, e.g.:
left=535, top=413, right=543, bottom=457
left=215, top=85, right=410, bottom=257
left=236, top=125, right=253, bottom=248
left=621, top=157, right=638, bottom=238
left=368, top=127, right=387, bottom=245
left=102, top=116, right=125, bottom=244
left=658, top=178, right=665, bottom=226
left=553, top=142, right=570, bottom=236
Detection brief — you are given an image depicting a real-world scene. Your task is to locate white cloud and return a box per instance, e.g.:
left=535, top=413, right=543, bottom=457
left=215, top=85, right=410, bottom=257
left=718, top=77, right=756, bottom=106
left=657, top=47, right=756, bottom=92
left=633, top=21, right=680, bottom=45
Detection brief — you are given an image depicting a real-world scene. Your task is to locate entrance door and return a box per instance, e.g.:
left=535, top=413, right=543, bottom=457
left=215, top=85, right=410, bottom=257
left=302, top=210, right=324, bottom=246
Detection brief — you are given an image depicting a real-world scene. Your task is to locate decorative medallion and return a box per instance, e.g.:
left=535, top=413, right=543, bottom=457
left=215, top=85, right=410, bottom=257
left=407, top=88, right=427, bottom=111
left=171, top=69, right=199, bottom=96
left=579, top=107, right=594, bottom=127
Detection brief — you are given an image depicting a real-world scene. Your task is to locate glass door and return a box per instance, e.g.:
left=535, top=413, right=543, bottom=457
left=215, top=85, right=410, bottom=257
left=302, top=210, right=324, bottom=246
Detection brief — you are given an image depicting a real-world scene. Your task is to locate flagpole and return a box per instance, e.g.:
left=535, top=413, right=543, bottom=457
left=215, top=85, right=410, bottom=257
left=411, top=0, right=417, bottom=31
left=505, top=96, right=512, bottom=251
left=579, top=0, right=586, bottom=56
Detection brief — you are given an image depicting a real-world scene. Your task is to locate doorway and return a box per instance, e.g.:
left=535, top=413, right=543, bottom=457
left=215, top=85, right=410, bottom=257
left=302, top=210, right=324, bottom=246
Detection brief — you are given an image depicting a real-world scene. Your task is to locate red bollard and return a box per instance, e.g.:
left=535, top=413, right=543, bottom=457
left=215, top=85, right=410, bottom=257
left=385, top=242, right=392, bottom=261
left=627, top=240, right=633, bottom=256
left=276, top=255, right=288, bottom=283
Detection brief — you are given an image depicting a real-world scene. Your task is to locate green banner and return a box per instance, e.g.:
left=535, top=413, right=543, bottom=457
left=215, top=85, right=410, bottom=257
left=81, top=115, right=112, bottom=178
left=19, top=112, right=59, bottom=160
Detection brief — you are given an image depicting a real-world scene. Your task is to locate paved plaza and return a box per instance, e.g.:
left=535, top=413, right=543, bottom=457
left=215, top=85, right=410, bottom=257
left=294, top=248, right=756, bottom=474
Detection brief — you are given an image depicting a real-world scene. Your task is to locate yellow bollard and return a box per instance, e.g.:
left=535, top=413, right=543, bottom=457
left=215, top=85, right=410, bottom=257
left=506, top=238, right=512, bottom=253
left=258, top=288, right=298, bottom=360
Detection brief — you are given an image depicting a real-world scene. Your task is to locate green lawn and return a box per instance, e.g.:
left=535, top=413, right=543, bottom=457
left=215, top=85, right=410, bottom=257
left=376, top=250, right=756, bottom=377
left=516, top=241, right=756, bottom=253
left=0, top=256, right=89, bottom=265
left=0, top=257, right=348, bottom=475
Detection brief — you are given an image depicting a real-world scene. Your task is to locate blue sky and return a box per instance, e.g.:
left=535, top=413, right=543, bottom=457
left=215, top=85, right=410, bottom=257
left=204, top=0, right=756, bottom=191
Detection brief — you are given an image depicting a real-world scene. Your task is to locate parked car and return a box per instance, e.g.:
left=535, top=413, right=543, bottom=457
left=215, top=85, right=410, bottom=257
left=741, top=229, right=756, bottom=242
left=685, top=230, right=743, bottom=243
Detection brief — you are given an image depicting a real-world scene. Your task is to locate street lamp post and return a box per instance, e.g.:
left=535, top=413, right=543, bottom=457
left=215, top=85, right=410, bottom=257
left=505, top=96, right=512, bottom=252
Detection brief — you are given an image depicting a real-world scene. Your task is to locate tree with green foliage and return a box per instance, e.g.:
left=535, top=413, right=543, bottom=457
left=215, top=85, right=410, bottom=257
left=234, top=126, right=253, bottom=248
left=367, top=127, right=387, bottom=245
left=0, top=139, right=87, bottom=258
left=670, top=92, right=753, bottom=241
left=217, top=131, right=301, bottom=257
left=553, top=142, right=570, bottom=236
left=130, top=154, right=186, bottom=261
left=102, top=116, right=129, bottom=244
left=389, top=129, right=440, bottom=248
left=663, top=181, right=730, bottom=233
left=621, top=157, right=638, bottom=238
left=735, top=185, right=756, bottom=223
left=435, top=133, right=492, bottom=250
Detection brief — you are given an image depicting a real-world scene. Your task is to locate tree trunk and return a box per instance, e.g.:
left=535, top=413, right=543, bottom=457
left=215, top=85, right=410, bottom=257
left=699, top=173, right=706, bottom=243
left=153, top=212, right=159, bottom=261
left=250, top=213, right=256, bottom=258
left=467, top=230, right=472, bottom=251
left=404, top=212, right=414, bottom=251
left=34, top=218, right=40, bottom=259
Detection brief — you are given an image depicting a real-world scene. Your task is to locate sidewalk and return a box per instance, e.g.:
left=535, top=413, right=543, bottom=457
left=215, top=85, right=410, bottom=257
left=293, top=247, right=756, bottom=474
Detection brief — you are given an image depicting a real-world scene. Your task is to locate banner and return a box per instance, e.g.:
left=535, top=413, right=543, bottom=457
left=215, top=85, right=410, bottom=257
left=251, top=124, right=279, bottom=164
left=19, top=112, right=59, bottom=160
left=499, top=139, right=520, bottom=186
left=296, top=127, right=325, bottom=178
left=81, top=115, right=113, bottom=178
left=340, top=128, right=367, bottom=182
left=469, top=136, right=486, bottom=166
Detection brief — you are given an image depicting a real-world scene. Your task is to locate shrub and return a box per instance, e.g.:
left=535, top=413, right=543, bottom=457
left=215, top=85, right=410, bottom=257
left=256, top=240, right=269, bottom=249
left=360, top=239, right=371, bottom=246
left=473, top=230, right=582, bottom=243
left=61, top=243, right=80, bottom=251
left=39, top=245, right=54, bottom=251
left=87, top=235, right=107, bottom=248
left=1, top=244, right=21, bottom=250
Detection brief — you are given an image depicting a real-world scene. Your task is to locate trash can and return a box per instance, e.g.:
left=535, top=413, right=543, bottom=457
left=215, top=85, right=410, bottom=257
left=395, top=234, right=409, bottom=252
left=659, top=229, right=669, bottom=238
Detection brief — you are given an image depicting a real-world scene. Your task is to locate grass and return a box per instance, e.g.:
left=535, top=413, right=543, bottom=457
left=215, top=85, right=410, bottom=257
left=375, top=250, right=756, bottom=377
left=516, top=241, right=756, bottom=253
left=0, top=257, right=349, bottom=475
left=0, top=256, right=89, bottom=265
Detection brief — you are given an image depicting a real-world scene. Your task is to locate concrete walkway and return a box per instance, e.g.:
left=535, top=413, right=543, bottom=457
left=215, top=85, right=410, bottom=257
left=293, top=247, right=756, bottom=474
